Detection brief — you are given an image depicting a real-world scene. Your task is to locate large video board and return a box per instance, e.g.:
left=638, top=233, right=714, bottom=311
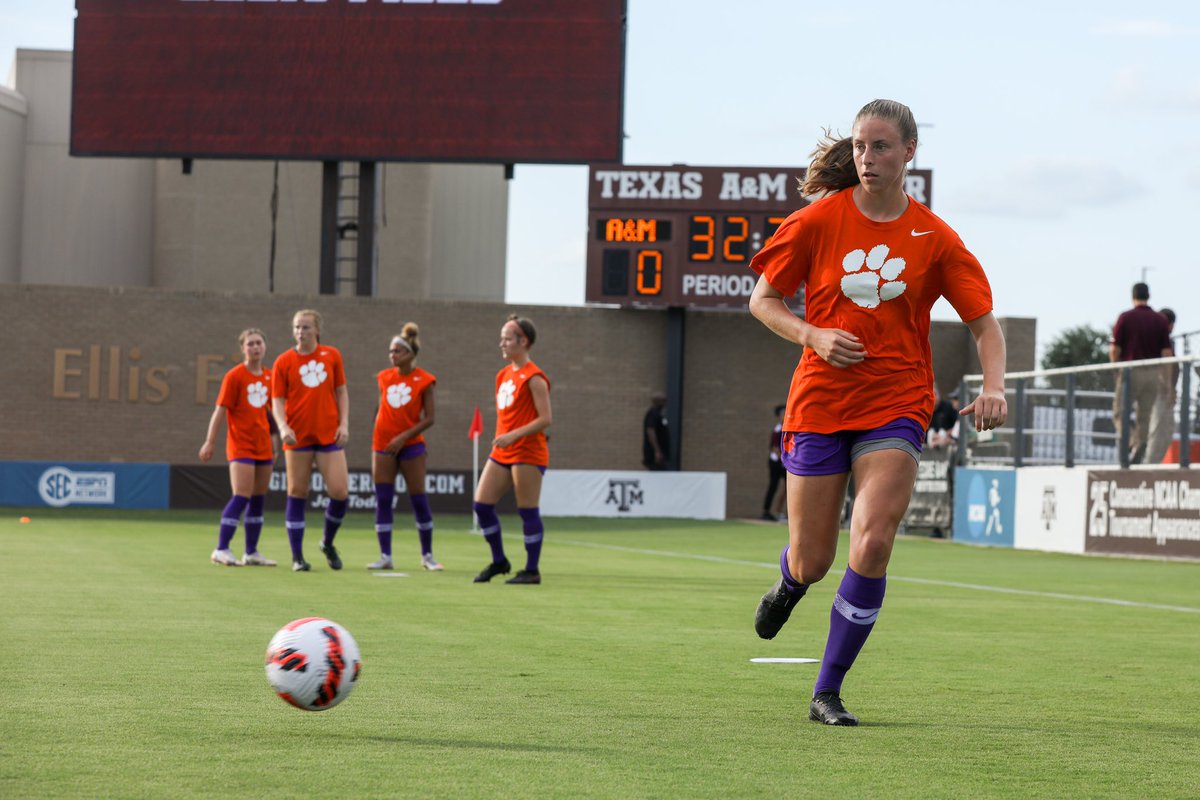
left=71, top=0, right=626, bottom=163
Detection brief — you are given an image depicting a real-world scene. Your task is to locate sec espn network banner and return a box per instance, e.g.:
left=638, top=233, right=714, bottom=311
left=0, top=461, right=169, bottom=509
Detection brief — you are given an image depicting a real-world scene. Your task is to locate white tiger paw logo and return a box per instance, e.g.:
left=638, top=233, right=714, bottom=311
left=497, top=379, right=516, bottom=410
left=246, top=381, right=269, bottom=408
left=300, top=360, right=327, bottom=388
left=386, top=383, right=412, bottom=408
left=840, top=244, right=907, bottom=309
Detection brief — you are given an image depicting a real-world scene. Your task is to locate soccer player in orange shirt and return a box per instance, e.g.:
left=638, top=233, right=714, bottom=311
left=369, top=323, right=442, bottom=572
left=748, top=99, right=1008, bottom=725
left=271, top=309, right=351, bottom=572
left=199, top=328, right=279, bottom=567
left=472, top=314, right=552, bottom=585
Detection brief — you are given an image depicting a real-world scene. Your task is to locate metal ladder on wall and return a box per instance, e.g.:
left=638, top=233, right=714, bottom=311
left=334, top=163, right=361, bottom=295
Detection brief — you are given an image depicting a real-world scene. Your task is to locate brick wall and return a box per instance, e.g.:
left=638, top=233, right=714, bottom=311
left=1, top=284, right=1033, bottom=517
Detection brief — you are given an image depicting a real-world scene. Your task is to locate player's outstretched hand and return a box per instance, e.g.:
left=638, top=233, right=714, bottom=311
left=960, top=388, right=1007, bottom=432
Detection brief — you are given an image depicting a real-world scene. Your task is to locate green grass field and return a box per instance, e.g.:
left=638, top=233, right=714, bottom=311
left=2, top=509, right=1198, bottom=799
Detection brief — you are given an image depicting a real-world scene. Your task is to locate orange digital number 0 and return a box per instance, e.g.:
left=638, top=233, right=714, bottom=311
left=636, top=250, right=663, bottom=295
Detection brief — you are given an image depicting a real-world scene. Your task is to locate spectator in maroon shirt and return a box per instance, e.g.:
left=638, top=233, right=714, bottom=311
left=1147, top=307, right=1178, bottom=463
left=1110, top=283, right=1172, bottom=464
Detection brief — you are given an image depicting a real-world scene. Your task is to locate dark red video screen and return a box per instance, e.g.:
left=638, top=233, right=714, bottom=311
left=71, top=0, right=626, bottom=163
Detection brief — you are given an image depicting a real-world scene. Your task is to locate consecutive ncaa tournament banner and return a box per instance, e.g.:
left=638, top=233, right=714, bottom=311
left=1085, top=469, right=1200, bottom=559
left=539, top=470, right=726, bottom=519
left=0, top=460, right=169, bottom=509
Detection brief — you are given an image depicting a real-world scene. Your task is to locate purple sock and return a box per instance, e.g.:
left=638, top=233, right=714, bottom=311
left=473, top=501, right=505, bottom=563
left=375, top=482, right=395, bottom=556
left=323, top=497, right=348, bottom=546
left=814, top=566, right=887, bottom=697
left=217, top=495, right=249, bottom=551
left=779, top=545, right=808, bottom=596
left=244, top=494, right=266, bottom=554
left=518, top=506, right=543, bottom=572
left=411, top=493, right=434, bottom=556
left=285, top=496, right=306, bottom=560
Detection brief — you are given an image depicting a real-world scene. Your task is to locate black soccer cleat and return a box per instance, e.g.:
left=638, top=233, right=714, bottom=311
left=319, top=541, right=343, bottom=571
left=292, top=559, right=311, bottom=573
left=505, top=569, right=541, bottom=585
left=809, top=691, right=859, bottom=726
left=754, top=578, right=807, bottom=640
left=473, top=558, right=512, bottom=583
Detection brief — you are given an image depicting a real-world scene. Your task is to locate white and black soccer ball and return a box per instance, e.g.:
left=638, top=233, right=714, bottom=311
left=265, top=617, right=361, bottom=711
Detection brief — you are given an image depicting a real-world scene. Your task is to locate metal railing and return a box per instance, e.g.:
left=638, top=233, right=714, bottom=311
left=958, top=355, right=1200, bottom=469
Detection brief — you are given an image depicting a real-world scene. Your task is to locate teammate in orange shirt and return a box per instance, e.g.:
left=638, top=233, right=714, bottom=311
left=271, top=309, right=351, bottom=572
left=369, top=322, right=442, bottom=572
left=748, top=99, right=1008, bottom=725
left=199, top=327, right=279, bottom=567
left=472, top=314, right=552, bottom=585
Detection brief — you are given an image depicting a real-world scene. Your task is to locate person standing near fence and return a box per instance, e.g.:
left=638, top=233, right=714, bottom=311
left=272, top=309, right=351, bottom=573
left=747, top=99, right=1007, bottom=725
left=199, top=328, right=279, bottom=567
left=369, top=323, right=442, bottom=572
left=472, top=314, right=553, bottom=585
left=1146, top=308, right=1178, bottom=464
left=1109, top=284, right=1172, bottom=464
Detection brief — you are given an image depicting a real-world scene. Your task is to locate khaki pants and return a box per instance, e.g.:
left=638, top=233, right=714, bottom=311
left=1113, top=365, right=1166, bottom=464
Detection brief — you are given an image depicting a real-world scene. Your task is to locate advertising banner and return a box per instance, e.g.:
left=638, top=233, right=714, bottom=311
left=1012, top=466, right=1088, bottom=555
left=904, top=446, right=952, bottom=534
left=169, top=465, right=512, bottom=514
left=1085, top=469, right=1200, bottom=558
left=539, top=470, right=725, bottom=519
left=953, top=467, right=1016, bottom=547
left=0, top=461, right=169, bottom=510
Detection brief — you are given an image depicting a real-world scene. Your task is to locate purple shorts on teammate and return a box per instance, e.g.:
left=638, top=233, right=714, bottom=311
left=780, top=417, right=925, bottom=476
left=289, top=442, right=343, bottom=453
left=230, top=458, right=274, bottom=466
left=375, top=442, right=427, bottom=461
left=488, top=457, right=547, bottom=475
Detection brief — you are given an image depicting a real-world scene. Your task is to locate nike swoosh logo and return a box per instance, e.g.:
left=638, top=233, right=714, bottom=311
left=911, top=229, right=934, bottom=237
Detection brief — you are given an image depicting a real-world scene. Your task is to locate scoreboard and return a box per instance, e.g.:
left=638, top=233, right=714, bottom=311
left=585, top=164, right=933, bottom=309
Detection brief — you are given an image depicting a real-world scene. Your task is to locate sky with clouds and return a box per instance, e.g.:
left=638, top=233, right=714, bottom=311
left=4, top=0, right=1199, bottom=359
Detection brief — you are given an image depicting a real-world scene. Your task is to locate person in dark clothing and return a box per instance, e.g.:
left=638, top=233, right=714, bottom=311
left=1110, top=283, right=1172, bottom=464
left=643, top=393, right=670, bottom=470
left=927, top=384, right=960, bottom=450
left=763, top=404, right=787, bottom=520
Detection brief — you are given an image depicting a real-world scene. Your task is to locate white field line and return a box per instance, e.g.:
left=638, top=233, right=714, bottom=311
left=555, top=539, right=1200, bottom=615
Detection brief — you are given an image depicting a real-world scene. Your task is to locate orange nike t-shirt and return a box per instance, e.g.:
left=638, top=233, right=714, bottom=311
left=372, top=367, right=436, bottom=452
left=271, top=346, right=347, bottom=449
left=216, top=363, right=274, bottom=461
left=491, top=361, right=550, bottom=466
left=750, top=189, right=993, bottom=433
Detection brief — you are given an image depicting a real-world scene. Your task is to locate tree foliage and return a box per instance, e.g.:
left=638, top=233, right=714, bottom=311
left=1041, top=324, right=1113, bottom=390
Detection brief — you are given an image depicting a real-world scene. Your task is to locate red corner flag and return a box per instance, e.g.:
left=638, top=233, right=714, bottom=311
left=468, top=406, right=484, bottom=440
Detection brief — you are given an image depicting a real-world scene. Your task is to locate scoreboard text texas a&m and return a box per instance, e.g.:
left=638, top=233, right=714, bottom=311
left=585, top=164, right=933, bottom=309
